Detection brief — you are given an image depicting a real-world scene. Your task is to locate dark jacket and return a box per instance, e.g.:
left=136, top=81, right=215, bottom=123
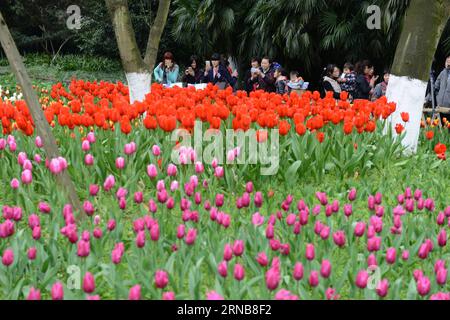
left=248, top=66, right=276, bottom=92
left=435, top=68, right=450, bottom=108
left=244, top=69, right=257, bottom=93
left=182, top=68, right=203, bottom=84
left=202, top=64, right=236, bottom=88
left=353, top=74, right=372, bottom=100
left=322, top=80, right=341, bottom=99
left=275, top=78, right=288, bottom=95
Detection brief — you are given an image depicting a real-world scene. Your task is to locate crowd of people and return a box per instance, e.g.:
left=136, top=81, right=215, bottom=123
left=152, top=51, right=450, bottom=106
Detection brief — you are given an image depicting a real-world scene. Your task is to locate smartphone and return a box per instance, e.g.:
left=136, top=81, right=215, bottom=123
left=251, top=67, right=259, bottom=73
left=206, top=61, right=211, bottom=69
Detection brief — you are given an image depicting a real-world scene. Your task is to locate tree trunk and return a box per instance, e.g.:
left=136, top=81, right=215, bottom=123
left=105, top=0, right=151, bottom=103
left=391, top=0, right=450, bottom=81
left=106, top=0, right=171, bottom=104
left=386, top=0, right=450, bottom=153
left=0, top=11, right=84, bottom=218
left=143, top=0, right=171, bottom=69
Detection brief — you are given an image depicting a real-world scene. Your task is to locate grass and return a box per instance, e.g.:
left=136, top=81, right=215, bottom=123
left=0, top=53, right=126, bottom=88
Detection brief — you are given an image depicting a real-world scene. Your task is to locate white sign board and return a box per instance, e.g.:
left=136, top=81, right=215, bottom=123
left=385, top=75, right=427, bottom=153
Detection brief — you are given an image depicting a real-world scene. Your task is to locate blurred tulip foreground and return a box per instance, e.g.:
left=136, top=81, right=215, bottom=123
left=0, top=80, right=449, bottom=300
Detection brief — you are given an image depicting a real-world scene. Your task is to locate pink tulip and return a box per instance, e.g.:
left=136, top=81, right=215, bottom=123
left=355, top=270, right=369, bottom=289
left=326, top=288, right=340, bottom=300
left=218, top=261, right=228, bottom=278
left=86, top=295, right=100, bottom=300
left=354, top=222, right=365, bottom=237
left=155, top=270, right=169, bottom=289
left=83, top=272, right=95, bottom=293
left=51, top=282, right=64, bottom=300
left=309, top=270, right=319, bottom=287
left=206, top=291, right=224, bottom=300
left=320, top=226, right=330, bottom=240
left=32, top=226, right=41, bottom=240
left=93, top=228, right=102, bottom=239
left=234, top=263, right=245, bottom=281
left=275, top=289, right=299, bottom=300
left=305, top=243, right=315, bottom=261
left=368, top=195, right=375, bottom=210
left=38, top=202, right=51, bottom=214
left=10, top=178, right=19, bottom=189
left=83, top=201, right=95, bottom=216
left=265, top=267, right=280, bottom=291
left=82, top=140, right=90, bottom=151
left=49, top=158, right=62, bottom=174
left=348, top=188, right=357, bottom=201
left=23, top=159, right=32, bottom=170
left=107, top=219, right=116, bottom=231
left=185, top=228, right=197, bottom=245
left=214, top=166, right=224, bottom=178
left=215, top=194, right=224, bottom=207
left=87, top=132, right=96, bottom=144
left=254, top=191, right=263, bottom=207
left=21, top=169, right=32, bottom=184
left=8, top=141, right=16, bottom=152
left=417, top=276, right=430, bottom=296
left=129, top=285, right=141, bottom=300
left=333, top=231, right=346, bottom=247
left=84, top=154, right=94, bottom=166
left=167, top=163, right=177, bottom=176
left=436, top=268, right=447, bottom=285
left=115, top=157, right=125, bottom=169
left=27, top=247, right=37, bottom=260
left=401, top=250, right=409, bottom=261
left=256, top=252, right=268, bottom=267
left=385, top=247, right=396, bottom=264
left=367, top=254, right=377, bottom=267
left=418, top=243, right=430, bottom=259
left=367, top=236, right=381, bottom=252
left=147, top=164, right=158, bottom=178
left=152, top=145, right=161, bottom=156
left=136, top=231, right=146, bottom=248
left=430, top=292, right=450, bottom=300
left=293, top=262, right=304, bottom=281
left=249, top=212, right=263, bottom=226
left=2, top=249, right=14, bottom=266
left=320, top=260, right=332, bottom=278
left=438, top=229, right=447, bottom=247
left=27, top=287, right=41, bottom=300
left=246, top=181, right=254, bottom=193
left=103, top=175, right=115, bottom=191
left=343, top=204, right=352, bottom=217
left=232, top=240, right=244, bottom=257
left=89, top=184, right=99, bottom=196
left=376, top=279, right=389, bottom=298
left=162, top=291, right=176, bottom=300
left=35, top=136, right=43, bottom=148
left=316, top=192, right=328, bottom=205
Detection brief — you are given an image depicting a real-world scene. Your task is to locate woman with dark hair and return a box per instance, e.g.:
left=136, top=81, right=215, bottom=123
left=203, top=53, right=237, bottom=89
left=322, top=64, right=342, bottom=99
left=353, top=60, right=378, bottom=100
left=153, top=51, right=180, bottom=85
left=182, top=55, right=203, bottom=84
